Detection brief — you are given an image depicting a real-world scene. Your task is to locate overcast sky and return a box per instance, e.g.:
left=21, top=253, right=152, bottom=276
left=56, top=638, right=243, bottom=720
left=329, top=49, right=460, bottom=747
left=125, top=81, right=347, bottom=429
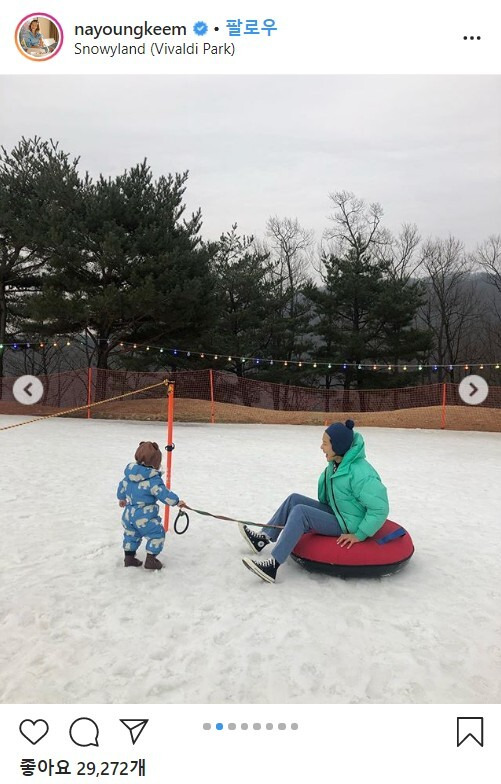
left=1, top=75, right=500, bottom=250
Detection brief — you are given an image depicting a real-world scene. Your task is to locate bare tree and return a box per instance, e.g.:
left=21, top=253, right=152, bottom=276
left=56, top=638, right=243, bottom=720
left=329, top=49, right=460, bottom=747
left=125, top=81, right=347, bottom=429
left=419, top=237, right=481, bottom=382
left=324, top=191, right=392, bottom=260
left=482, top=311, right=501, bottom=368
left=266, top=216, right=314, bottom=317
left=376, top=223, right=423, bottom=283
left=265, top=216, right=314, bottom=366
left=475, top=235, right=501, bottom=294
left=470, top=235, right=501, bottom=379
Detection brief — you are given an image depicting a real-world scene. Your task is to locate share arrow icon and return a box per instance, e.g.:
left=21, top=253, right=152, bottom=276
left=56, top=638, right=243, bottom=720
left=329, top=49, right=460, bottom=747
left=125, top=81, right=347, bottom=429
left=120, top=719, right=149, bottom=745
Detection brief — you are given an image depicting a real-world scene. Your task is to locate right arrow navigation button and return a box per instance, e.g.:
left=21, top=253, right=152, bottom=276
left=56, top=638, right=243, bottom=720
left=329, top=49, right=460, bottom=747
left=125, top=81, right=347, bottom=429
left=458, top=375, right=489, bottom=405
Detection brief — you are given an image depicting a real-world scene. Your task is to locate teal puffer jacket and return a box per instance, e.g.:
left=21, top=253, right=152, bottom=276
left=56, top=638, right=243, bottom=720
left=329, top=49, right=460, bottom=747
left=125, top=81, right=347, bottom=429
left=317, top=432, right=389, bottom=540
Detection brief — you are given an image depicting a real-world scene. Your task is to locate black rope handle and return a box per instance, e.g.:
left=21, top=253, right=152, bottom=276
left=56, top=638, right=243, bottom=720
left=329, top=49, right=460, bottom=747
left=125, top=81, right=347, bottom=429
left=173, top=505, right=284, bottom=535
left=174, top=508, right=190, bottom=535
left=184, top=505, right=284, bottom=530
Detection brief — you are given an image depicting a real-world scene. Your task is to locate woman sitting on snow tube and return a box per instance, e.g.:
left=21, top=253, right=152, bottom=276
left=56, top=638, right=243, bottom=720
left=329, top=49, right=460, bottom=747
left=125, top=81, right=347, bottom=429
left=240, top=419, right=390, bottom=583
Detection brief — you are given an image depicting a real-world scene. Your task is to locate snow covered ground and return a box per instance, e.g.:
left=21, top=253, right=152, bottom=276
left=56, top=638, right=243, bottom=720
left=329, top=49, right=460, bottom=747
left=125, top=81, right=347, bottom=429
left=0, top=416, right=500, bottom=704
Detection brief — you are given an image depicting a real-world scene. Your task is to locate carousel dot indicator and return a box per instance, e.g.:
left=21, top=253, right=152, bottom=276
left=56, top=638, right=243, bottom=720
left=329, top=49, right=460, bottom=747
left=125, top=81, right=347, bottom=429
left=203, top=723, right=211, bottom=730
left=291, top=723, right=299, bottom=730
left=216, top=723, right=224, bottom=730
left=278, top=723, right=286, bottom=730
left=266, top=723, right=273, bottom=730
left=253, top=723, right=261, bottom=730
left=228, top=723, right=236, bottom=730
left=241, top=723, right=248, bottom=730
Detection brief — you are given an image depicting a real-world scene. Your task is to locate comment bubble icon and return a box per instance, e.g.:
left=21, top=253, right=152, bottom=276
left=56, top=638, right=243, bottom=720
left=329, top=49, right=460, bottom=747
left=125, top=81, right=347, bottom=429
left=69, top=717, right=99, bottom=747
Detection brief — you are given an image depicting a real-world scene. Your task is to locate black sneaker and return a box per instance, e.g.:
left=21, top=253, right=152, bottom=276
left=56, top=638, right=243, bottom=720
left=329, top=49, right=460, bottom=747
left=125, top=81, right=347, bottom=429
left=239, top=523, right=270, bottom=554
left=242, top=556, right=278, bottom=584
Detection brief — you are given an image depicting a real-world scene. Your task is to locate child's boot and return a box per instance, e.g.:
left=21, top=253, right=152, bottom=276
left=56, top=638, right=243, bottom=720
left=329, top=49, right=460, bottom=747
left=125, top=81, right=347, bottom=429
left=124, top=552, right=143, bottom=567
left=144, top=553, right=163, bottom=570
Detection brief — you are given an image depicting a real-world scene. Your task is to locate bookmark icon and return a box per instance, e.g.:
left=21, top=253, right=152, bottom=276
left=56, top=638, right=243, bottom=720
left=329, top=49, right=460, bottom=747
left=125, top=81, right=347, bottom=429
left=456, top=717, right=484, bottom=747
left=120, top=719, right=149, bottom=745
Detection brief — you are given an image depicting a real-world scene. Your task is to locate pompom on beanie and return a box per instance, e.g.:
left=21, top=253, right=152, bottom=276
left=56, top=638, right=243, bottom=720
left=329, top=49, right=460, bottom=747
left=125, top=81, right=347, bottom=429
left=324, top=419, right=355, bottom=456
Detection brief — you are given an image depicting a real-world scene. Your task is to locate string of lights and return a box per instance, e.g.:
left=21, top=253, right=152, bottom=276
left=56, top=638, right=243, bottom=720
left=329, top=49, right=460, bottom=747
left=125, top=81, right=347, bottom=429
left=0, top=337, right=499, bottom=371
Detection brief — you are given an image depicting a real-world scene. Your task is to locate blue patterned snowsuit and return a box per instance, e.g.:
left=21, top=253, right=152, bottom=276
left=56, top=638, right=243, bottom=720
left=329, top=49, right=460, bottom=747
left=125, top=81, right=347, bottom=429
left=117, top=462, right=180, bottom=555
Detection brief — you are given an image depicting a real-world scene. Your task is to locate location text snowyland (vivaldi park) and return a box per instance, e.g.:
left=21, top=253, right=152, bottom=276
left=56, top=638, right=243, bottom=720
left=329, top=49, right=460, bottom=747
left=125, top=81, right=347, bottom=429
left=74, top=42, right=235, bottom=57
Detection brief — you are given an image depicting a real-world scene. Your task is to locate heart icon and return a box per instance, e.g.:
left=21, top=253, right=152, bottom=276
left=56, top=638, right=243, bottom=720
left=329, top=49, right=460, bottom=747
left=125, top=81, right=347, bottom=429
left=19, top=719, right=49, bottom=745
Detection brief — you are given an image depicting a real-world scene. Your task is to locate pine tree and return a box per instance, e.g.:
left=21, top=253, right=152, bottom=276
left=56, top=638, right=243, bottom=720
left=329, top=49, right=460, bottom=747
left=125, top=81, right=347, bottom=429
left=0, top=137, right=81, bottom=388
left=29, top=160, right=215, bottom=377
left=306, top=247, right=431, bottom=390
left=206, top=226, right=276, bottom=377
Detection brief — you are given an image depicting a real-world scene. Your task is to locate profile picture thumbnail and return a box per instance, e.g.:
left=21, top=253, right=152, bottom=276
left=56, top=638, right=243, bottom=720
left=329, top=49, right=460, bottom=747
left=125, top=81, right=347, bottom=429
left=16, top=13, right=63, bottom=61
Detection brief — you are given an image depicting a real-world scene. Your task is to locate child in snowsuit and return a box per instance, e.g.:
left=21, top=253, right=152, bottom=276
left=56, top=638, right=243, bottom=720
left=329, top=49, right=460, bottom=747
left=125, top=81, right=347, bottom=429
left=117, top=441, right=186, bottom=571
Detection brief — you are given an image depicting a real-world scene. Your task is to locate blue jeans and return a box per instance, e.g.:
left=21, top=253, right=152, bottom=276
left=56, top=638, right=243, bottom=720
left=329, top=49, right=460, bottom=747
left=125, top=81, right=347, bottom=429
left=261, top=493, right=342, bottom=564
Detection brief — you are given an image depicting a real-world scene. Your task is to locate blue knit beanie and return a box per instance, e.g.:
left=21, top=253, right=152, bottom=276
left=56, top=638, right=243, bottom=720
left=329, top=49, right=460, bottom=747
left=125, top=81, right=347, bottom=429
left=325, top=419, right=355, bottom=456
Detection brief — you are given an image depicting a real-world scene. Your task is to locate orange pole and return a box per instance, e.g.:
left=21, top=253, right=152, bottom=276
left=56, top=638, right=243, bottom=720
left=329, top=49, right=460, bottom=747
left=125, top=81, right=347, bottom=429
left=440, top=382, right=447, bottom=430
left=209, top=368, right=215, bottom=424
left=87, top=367, right=92, bottom=419
left=164, top=382, right=175, bottom=531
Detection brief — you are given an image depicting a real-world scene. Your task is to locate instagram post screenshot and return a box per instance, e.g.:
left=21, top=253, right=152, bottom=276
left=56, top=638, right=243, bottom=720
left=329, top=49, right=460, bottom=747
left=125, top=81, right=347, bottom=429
left=0, top=0, right=500, bottom=781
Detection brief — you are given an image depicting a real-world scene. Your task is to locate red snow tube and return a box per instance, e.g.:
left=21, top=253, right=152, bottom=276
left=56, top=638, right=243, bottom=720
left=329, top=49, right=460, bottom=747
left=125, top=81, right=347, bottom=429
left=291, top=519, right=414, bottom=577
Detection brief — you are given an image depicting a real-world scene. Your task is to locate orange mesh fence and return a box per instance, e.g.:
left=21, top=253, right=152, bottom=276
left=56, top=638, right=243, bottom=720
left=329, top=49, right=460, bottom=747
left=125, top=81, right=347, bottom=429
left=0, top=368, right=90, bottom=412
left=440, top=382, right=501, bottom=432
left=211, top=372, right=445, bottom=412
left=91, top=368, right=211, bottom=405
left=445, top=382, right=501, bottom=408
left=0, top=368, right=500, bottom=431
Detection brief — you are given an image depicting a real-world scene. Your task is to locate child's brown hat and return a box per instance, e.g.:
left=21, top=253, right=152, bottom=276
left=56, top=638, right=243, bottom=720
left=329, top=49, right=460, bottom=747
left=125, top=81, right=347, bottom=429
left=135, top=441, right=162, bottom=470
